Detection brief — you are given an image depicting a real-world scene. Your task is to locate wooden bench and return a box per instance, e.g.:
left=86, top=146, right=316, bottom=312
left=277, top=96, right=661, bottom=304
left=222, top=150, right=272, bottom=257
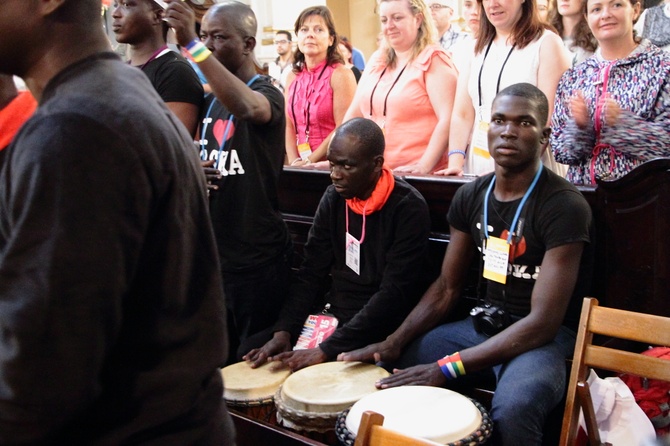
left=232, top=158, right=670, bottom=445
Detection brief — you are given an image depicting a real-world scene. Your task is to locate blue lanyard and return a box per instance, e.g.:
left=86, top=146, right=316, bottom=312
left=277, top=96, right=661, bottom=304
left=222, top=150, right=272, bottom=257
left=200, top=74, right=261, bottom=161
left=483, top=165, right=543, bottom=244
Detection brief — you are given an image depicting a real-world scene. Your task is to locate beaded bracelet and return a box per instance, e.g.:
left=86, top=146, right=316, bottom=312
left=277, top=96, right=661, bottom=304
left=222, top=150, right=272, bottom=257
left=185, top=39, right=211, bottom=63
left=437, top=352, right=466, bottom=380
left=448, top=150, right=467, bottom=157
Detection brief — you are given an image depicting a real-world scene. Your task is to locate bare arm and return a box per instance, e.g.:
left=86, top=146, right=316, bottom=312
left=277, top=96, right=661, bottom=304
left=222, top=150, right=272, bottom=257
left=338, top=228, right=476, bottom=363
left=376, top=241, right=584, bottom=388
left=434, top=63, right=475, bottom=176
left=537, top=32, right=570, bottom=123
left=165, top=101, right=200, bottom=138
left=284, top=72, right=300, bottom=164
left=395, top=57, right=458, bottom=174
left=165, top=1, right=271, bottom=124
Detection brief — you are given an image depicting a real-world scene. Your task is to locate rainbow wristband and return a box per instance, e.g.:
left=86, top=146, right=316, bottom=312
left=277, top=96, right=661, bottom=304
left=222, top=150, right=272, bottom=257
left=437, top=352, right=466, bottom=380
left=448, top=150, right=467, bottom=157
left=185, top=38, right=200, bottom=51
left=187, top=41, right=211, bottom=63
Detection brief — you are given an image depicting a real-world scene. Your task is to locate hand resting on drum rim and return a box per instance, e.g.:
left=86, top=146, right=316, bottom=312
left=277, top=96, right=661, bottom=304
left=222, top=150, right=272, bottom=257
left=244, top=331, right=292, bottom=368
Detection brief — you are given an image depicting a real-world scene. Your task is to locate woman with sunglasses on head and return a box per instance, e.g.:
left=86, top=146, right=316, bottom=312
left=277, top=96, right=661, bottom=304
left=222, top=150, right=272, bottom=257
left=339, top=0, right=458, bottom=174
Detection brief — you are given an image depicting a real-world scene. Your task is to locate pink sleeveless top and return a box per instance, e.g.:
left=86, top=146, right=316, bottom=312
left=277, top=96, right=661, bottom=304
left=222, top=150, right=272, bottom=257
left=287, top=60, right=339, bottom=152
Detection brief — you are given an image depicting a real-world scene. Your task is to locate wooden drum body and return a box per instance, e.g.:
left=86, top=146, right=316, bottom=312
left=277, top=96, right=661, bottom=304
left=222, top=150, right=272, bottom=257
left=221, top=361, right=290, bottom=422
left=275, top=361, right=390, bottom=433
left=335, top=385, right=492, bottom=445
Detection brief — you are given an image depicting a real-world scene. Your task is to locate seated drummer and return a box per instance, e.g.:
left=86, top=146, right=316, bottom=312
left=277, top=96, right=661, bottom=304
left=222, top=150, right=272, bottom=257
left=243, top=117, right=431, bottom=371
left=339, top=84, right=594, bottom=446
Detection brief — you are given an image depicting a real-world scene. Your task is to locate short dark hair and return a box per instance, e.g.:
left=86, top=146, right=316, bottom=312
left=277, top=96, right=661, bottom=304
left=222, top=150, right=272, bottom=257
left=495, top=83, right=549, bottom=126
left=276, top=30, right=292, bottom=42
left=335, top=118, right=385, bottom=159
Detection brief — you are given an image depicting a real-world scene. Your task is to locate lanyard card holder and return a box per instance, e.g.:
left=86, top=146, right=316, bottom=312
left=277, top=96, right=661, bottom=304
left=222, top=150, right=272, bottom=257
left=293, top=304, right=339, bottom=351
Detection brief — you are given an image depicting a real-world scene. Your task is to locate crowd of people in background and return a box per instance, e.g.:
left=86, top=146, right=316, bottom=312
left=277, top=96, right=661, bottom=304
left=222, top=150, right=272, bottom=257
left=0, top=0, right=669, bottom=444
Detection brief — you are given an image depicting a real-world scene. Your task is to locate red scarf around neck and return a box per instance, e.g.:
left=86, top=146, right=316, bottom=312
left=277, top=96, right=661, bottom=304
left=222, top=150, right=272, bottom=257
left=345, top=166, right=395, bottom=215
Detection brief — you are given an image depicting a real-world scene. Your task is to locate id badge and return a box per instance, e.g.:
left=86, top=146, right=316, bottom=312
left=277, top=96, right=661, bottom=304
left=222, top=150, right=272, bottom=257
left=293, top=314, right=339, bottom=350
left=472, top=119, right=491, bottom=160
left=483, top=236, right=509, bottom=284
left=345, top=232, right=361, bottom=275
left=298, top=142, right=312, bottom=161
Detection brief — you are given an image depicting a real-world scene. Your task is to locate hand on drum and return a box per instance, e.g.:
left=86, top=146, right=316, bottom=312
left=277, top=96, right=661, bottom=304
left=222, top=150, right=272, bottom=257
left=243, top=331, right=292, bottom=368
left=377, top=363, right=447, bottom=389
left=337, top=339, right=402, bottom=365
left=270, top=347, right=327, bottom=372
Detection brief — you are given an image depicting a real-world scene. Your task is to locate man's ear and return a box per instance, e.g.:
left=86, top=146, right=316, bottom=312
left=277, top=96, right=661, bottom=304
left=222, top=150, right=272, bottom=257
left=39, top=0, right=67, bottom=16
left=540, top=127, right=551, bottom=148
left=373, top=154, right=384, bottom=171
left=244, top=36, right=257, bottom=54
left=152, top=8, right=165, bottom=26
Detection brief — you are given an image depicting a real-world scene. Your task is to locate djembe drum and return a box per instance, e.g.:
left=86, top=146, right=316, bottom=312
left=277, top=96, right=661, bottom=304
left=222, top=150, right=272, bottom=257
left=275, top=361, right=389, bottom=433
left=221, top=361, right=290, bottom=422
left=335, top=385, right=493, bottom=445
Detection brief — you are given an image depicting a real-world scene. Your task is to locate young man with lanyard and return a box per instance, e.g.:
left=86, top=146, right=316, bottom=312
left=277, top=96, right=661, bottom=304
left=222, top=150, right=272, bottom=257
left=243, top=118, right=431, bottom=372
left=340, top=83, right=594, bottom=445
left=0, top=0, right=231, bottom=442
left=112, top=0, right=203, bottom=136
left=165, top=0, right=293, bottom=361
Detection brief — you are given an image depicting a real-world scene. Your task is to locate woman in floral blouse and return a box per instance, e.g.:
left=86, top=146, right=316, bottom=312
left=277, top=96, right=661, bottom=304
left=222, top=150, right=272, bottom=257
left=551, top=0, right=670, bottom=185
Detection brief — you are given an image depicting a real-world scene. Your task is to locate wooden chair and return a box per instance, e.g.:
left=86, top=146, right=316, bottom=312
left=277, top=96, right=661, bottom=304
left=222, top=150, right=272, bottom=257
left=560, top=297, right=670, bottom=446
left=353, top=411, right=441, bottom=446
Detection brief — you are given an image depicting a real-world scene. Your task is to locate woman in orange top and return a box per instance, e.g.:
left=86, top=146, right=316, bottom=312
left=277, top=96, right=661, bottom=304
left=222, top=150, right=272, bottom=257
left=340, top=0, right=458, bottom=174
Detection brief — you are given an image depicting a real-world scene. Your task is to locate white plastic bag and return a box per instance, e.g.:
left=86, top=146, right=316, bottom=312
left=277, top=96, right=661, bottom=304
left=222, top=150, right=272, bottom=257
left=579, top=369, right=657, bottom=445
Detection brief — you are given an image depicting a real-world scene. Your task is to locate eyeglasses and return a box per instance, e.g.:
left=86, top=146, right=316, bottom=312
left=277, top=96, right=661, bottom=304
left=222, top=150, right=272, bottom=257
left=274, top=39, right=289, bottom=45
left=429, top=4, right=452, bottom=10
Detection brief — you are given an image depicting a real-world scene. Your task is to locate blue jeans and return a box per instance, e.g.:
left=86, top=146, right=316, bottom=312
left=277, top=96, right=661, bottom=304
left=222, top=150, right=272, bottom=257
left=396, top=317, right=576, bottom=446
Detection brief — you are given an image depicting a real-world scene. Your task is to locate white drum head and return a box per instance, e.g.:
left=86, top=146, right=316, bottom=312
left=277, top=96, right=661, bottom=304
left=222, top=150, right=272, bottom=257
left=345, top=386, right=482, bottom=444
left=221, top=361, right=290, bottom=403
left=281, top=361, right=389, bottom=413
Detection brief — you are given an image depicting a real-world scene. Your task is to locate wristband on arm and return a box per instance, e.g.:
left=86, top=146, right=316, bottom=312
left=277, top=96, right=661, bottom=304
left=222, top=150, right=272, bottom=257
left=437, top=352, right=466, bottom=380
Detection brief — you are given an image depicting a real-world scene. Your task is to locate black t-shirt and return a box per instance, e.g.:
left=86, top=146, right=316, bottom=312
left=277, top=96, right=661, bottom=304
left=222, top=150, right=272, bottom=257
left=199, top=76, right=290, bottom=272
left=141, top=49, right=203, bottom=106
left=448, top=167, right=593, bottom=330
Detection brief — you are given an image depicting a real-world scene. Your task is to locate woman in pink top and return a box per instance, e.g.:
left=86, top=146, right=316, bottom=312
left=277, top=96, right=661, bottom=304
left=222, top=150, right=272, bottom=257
left=285, top=6, right=356, bottom=166
left=341, top=0, right=458, bottom=174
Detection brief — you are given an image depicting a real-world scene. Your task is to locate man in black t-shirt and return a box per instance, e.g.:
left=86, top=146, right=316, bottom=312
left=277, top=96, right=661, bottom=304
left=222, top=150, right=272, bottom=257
left=341, top=83, right=593, bottom=446
left=166, top=0, right=293, bottom=360
left=112, top=0, right=203, bottom=136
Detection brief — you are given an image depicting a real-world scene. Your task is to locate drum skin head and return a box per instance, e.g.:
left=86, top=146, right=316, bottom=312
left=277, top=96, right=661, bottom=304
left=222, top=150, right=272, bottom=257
left=345, top=386, right=483, bottom=444
left=221, top=361, right=290, bottom=403
left=281, top=361, right=390, bottom=414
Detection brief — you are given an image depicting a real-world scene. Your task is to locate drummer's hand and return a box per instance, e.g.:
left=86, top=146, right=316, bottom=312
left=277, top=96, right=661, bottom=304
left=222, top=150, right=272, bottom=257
left=164, top=0, right=199, bottom=47
left=243, top=331, right=292, bottom=368
left=376, top=363, right=447, bottom=389
left=337, top=339, right=402, bottom=365
left=202, top=160, right=221, bottom=191
left=271, top=348, right=327, bottom=372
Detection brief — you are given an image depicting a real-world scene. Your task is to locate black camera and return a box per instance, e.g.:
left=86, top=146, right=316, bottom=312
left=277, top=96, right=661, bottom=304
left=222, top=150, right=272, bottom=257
left=470, top=304, right=510, bottom=337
